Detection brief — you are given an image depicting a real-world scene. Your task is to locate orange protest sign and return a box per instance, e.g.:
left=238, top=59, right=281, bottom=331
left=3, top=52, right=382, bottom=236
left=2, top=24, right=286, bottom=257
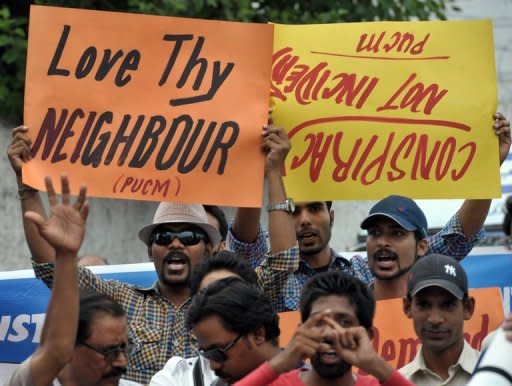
left=272, top=21, right=500, bottom=200
left=278, top=287, right=503, bottom=370
left=24, top=5, right=273, bottom=206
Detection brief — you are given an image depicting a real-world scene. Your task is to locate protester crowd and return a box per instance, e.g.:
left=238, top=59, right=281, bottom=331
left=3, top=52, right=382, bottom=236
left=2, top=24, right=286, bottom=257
left=3, top=111, right=512, bottom=386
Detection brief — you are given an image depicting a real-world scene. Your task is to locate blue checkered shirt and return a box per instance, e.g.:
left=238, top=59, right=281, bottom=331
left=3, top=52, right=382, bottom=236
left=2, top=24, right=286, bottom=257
left=229, top=212, right=483, bottom=312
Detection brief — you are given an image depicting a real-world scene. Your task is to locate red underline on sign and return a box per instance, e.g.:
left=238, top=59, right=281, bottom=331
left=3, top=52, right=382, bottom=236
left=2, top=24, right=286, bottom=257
left=287, top=115, right=470, bottom=139
left=310, top=51, right=450, bottom=61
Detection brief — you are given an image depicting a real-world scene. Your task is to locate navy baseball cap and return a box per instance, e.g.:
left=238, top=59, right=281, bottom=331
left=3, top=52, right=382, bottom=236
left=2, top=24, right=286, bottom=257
left=360, top=195, right=428, bottom=238
left=407, top=254, right=468, bottom=299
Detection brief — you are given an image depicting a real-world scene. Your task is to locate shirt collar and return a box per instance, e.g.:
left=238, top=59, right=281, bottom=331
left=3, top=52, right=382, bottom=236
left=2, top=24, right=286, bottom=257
left=410, top=341, right=479, bottom=375
left=298, top=249, right=351, bottom=272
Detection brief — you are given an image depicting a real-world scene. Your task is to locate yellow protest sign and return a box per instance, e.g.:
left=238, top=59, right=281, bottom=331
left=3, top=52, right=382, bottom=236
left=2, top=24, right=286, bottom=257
left=24, top=6, right=273, bottom=206
left=272, top=20, right=499, bottom=200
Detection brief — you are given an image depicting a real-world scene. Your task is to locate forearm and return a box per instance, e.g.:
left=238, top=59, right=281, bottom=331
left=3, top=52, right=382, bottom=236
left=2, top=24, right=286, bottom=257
left=40, top=250, right=78, bottom=354
left=232, top=207, right=261, bottom=243
left=32, top=250, right=78, bottom=386
left=267, top=169, right=295, bottom=253
left=457, top=199, right=491, bottom=237
left=18, top=180, right=56, bottom=263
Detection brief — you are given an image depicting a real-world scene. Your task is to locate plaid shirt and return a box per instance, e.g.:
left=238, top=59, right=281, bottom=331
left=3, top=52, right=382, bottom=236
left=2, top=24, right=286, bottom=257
left=232, top=212, right=483, bottom=312
left=32, top=262, right=196, bottom=385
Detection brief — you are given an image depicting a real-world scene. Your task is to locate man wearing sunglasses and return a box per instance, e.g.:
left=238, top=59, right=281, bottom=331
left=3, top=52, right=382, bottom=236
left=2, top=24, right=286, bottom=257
left=8, top=126, right=222, bottom=384
left=187, top=277, right=282, bottom=385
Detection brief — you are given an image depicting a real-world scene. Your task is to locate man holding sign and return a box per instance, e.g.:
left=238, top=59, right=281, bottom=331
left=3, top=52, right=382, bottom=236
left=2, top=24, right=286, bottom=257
left=8, top=125, right=222, bottom=384
left=230, top=112, right=510, bottom=311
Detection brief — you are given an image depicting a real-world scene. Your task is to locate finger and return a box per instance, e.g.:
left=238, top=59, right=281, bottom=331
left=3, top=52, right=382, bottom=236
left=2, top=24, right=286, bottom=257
left=494, top=112, right=504, bottom=121
left=61, top=174, right=70, bottom=205
left=11, top=134, right=32, bottom=150
left=11, top=126, right=29, bottom=138
left=24, top=211, right=45, bottom=230
left=73, top=184, right=87, bottom=211
left=494, top=118, right=510, bottom=129
left=81, top=201, right=90, bottom=223
left=303, top=310, right=330, bottom=328
left=45, top=176, right=58, bottom=207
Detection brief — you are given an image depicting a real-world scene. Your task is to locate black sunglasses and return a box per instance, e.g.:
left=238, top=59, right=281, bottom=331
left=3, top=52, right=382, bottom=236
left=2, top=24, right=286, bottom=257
left=152, top=230, right=207, bottom=246
left=198, top=334, right=242, bottom=363
left=80, top=341, right=135, bottom=362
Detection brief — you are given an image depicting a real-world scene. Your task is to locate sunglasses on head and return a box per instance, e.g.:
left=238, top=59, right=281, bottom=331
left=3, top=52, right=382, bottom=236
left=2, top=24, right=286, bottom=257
left=198, top=334, right=242, bottom=363
left=152, top=229, right=207, bottom=246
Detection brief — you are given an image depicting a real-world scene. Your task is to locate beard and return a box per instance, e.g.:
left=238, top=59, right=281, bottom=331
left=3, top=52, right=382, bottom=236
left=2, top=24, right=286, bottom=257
left=370, top=248, right=415, bottom=281
left=311, top=353, right=351, bottom=379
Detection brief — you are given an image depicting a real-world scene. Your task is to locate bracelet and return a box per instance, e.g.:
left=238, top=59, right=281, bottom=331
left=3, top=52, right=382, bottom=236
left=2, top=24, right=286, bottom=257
left=17, top=185, right=38, bottom=200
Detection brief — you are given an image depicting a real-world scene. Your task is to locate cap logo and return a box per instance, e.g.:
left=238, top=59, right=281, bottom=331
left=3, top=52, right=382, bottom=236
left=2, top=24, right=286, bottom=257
left=444, top=264, right=456, bottom=277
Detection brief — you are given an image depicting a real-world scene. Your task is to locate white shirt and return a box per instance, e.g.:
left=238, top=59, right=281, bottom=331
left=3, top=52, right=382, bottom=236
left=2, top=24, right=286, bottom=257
left=150, top=356, right=217, bottom=386
left=399, top=340, right=479, bottom=386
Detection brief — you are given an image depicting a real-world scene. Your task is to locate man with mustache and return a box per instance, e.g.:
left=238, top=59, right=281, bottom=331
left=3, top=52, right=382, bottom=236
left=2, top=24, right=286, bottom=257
left=233, top=271, right=413, bottom=386
left=7, top=125, right=221, bottom=384
left=399, top=253, right=478, bottom=385
left=229, top=112, right=510, bottom=308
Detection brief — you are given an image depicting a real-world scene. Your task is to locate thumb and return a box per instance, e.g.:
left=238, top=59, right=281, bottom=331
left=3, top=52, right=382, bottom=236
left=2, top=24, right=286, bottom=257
left=24, top=211, right=45, bottom=231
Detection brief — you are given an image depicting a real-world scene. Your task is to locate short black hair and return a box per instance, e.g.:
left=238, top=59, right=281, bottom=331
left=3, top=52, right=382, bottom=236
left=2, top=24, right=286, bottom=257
left=190, top=250, right=258, bottom=296
left=326, top=201, right=333, bottom=210
left=187, top=277, right=280, bottom=344
left=203, top=205, right=228, bottom=241
left=76, top=291, right=125, bottom=344
left=300, top=271, right=375, bottom=329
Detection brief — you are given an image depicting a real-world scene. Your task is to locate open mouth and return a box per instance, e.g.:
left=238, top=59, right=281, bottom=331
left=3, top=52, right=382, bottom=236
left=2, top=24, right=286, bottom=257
left=373, top=250, right=398, bottom=269
left=298, top=230, right=317, bottom=243
left=319, top=350, right=340, bottom=365
left=165, top=256, right=188, bottom=273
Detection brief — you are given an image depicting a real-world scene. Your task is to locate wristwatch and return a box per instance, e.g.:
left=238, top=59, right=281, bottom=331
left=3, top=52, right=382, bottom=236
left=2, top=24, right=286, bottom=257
left=267, top=198, right=295, bottom=214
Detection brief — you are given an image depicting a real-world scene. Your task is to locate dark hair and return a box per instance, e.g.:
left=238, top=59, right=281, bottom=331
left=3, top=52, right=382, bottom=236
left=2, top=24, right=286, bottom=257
left=503, top=196, right=512, bottom=236
left=190, top=250, right=258, bottom=296
left=76, top=291, right=125, bottom=344
left=187, top=277, right=280, bottom=344
left=300, top=271, right=375, bottom=328
left=325, top=201, right=333, bottom=211
left=203, top=205, right=228, bottom=241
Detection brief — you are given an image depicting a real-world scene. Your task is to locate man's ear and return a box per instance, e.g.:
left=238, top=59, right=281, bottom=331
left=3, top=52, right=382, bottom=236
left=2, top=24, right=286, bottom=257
left=329, top=209, right=335, bottom=227
left=463, top=296, right=476, bottom=320
left=416, top=238, right=428, bottom=257
left=205, top=242, right=214, bottom=256
left=250, top=325, right=266, bottom=346
left=403, top=296, right=413, bottom=319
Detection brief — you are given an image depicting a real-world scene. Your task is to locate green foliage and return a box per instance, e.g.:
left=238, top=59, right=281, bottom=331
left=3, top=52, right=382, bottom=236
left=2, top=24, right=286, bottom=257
left=0, top=0, right=459, bottom=122
left=0, top=6, right=27, bottom=122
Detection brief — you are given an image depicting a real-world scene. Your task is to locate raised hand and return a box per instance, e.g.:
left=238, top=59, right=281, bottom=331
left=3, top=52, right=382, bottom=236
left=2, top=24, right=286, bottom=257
left=7, top=126, right=32, bottom=179
left=262, top=108, right=291, bottom=175
left=269, top=311, right=329, bottom=375
left=24, top=175, right=89, bottom=255
left=324, top=317, right=392, bottom=382
left=494, top=112, right=511, bottom=165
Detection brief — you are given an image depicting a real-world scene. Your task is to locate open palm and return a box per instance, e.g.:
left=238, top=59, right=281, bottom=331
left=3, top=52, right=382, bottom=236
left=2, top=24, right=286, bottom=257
left=25, top=176, right=88, bottom=254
